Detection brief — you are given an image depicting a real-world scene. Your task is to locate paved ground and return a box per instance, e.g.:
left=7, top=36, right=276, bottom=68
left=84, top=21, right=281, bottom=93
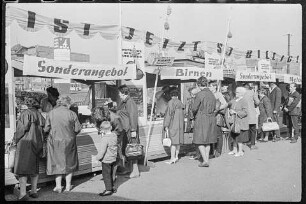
left=5, top=136, right=301, bottom=202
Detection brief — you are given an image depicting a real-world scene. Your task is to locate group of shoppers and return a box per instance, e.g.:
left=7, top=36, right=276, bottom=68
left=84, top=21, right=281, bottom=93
left=163, top=76, right=302, bottom=168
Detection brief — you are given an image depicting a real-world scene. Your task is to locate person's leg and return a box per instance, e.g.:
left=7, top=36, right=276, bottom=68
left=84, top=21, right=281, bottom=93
left=237, top=143, right=244, bottom=156
left=65, top=173, right=73, bottom=191
left=216, top=127, right=223, bottom=156
left=55, top=175, right=62, bottom=191
left=287, top=115, right=293, bottom=139
left=170, top=145, right=176, bottom=162
left=273, top=113, right=281, bottom=139
left=30, top=174, right=39, bottom=194
left=175, top=145, right=180, bottom=160
left=204, top=145, right=210, bottom=163
left=249, top=124, right=257, bottom=146
left=198, top=145, right=207, bottom=162
left=101, top=162, right=113, bottom=192
left=18, top=176, right=27, bottom=199
left=130, top=159, right=140, bottom=177
left=291, top=115, right=300, bottom=142
left=229, top=134, right=238, bottom=154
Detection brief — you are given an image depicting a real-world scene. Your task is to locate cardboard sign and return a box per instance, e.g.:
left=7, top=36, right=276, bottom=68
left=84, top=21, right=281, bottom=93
left=160, top=67, right=223, bottom=80
left=258, top=59, right=271, bottom=73
left=152, top=57, right=175, bottom=66
left=283, top=74, right=302, bottom=84
left=205, top=52, right=221, bottom=69
left=23, top=55, right=137, bottom=81
left=236, top=71, right=276, bottom=82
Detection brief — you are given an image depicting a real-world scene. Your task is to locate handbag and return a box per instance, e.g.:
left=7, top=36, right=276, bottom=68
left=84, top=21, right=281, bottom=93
left=5, top=141, right=16, bottom=169
left=162, top=129, right=172, bottom=147
left=230, top=114, right=241, bottom=134
left=125, top=143, right=143, bottom=158
left=262, top=118, right=279, bottom=132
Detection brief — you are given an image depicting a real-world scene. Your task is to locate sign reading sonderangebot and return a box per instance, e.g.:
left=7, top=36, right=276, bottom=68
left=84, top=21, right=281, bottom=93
left=23, top=55, right=137, bottom=81
left=236, top=71, right=276, bottom=82
left=283, top=74, right=302, bottom=84
left=160, top=67, right=223, bottom=80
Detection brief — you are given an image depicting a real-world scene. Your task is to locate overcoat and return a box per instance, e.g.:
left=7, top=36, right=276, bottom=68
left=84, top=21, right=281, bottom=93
left=229, top=98, right=249, bottom=131
left=268, top=86, right=282, bottom=113
left=163, top=98, right=185, bottom=145
left=243, top=89, right=260, bottom=125
left=14, top=108, right=45, bottom=175
left=258, top=95, right=273, bottom=129
left=192, top=88, right=217, bottom=145
left=44, top=106, right=82, bottom=175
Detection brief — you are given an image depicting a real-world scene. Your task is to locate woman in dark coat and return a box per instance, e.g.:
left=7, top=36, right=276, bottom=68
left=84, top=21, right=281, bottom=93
left=14, top=97, right=45, bottom=200
left=257, top=88, right=273, bottom=142
left=117, top=85, right=140, bottom=178
left=192, top=76, right=217, bottom=167
left=44, top=95, right=82, bottom=193
left=163, top=89, right=185, bottom=164
left=228, top=87, right=249, bottom=157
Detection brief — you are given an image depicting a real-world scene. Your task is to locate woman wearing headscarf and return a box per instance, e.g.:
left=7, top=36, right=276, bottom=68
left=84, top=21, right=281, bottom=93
left=257, top=88, right=273, bottom=142
left=192, top=76, right=217, bottom=167
left=44, top=95, right=82, bottom=193
left=163, top=89, right=185, bottom=164
left=14, top=97, right=45, bottom=200
left=228, top=87, right=249, bottom=157
left=117, top=85, right=140, bottom=178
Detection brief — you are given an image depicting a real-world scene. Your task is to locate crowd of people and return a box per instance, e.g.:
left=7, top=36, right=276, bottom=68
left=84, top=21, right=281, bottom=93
left=12, top=77, right=301, bottom=200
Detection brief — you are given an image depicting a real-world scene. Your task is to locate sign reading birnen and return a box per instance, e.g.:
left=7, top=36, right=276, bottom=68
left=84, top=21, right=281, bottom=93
left=283, top=74, right=301, bottom=84
left=160, top=67, right=223, bottom=80
left=236, top=71, right=276, bottom=82
left=23, top=55, right=137, bottom=80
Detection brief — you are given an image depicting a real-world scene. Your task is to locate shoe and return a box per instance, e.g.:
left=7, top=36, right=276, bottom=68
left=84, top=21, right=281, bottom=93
left=249, top=145, right=258, bottom=150
left=198, top=162, right=209, bottom=167
left=53, top=186, right=63, bottom=193
left=125, top=174, right=140, bottom=179
left=215, top=152, right=221, bottom=158
left=175, top=157, right=179, bottom=162
left=290, top=139, right=297, bottom=143
left=17, top=194, right=29, bottom=201
left=29, top=192, right=38, bottom=198
left=234, top=152, right=244, bottom=157
left=259, top=139, right=268, bottom=143
left=64, top=185, right=73, bottom=192
left=228, top=151, right=237, bottom=155
left=285, top=137, right=292, bottom=140
left=112, top=188, right=117, bottom=193
left=165, top=160, right=176, bottom=164
left=99, top=190, right=113, bottom=196
left=117, top=170, right=130, bottom=175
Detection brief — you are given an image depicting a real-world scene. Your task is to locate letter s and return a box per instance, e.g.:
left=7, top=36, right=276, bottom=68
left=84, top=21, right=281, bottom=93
left=38, top=60, right=46, bottom=72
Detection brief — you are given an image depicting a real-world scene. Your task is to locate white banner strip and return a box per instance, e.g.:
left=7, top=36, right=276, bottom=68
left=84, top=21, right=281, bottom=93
left=160, top=67, right=223, bottom=80
left=23, top=55, right=136, bottom=81
left=283, top=74, right=302, bottom=84
left=236, top=71, right=276, bottom=82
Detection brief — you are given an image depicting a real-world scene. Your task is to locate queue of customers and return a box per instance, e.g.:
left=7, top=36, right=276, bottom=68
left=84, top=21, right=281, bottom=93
left=12, top=78, right=301, bottom=200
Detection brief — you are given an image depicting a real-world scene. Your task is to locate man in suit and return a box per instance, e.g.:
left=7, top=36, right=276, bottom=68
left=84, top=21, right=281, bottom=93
left=268, top=82, right=282, bottom=141
left=243, top=83, right=260, bottom=150
left=283, top=83, right=301, bottom=143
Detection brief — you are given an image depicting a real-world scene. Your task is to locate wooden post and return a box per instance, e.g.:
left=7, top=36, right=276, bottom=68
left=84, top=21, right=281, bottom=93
left=144, top=68, right=160, bottom=166
left=91, top=82, right=96, bottom=109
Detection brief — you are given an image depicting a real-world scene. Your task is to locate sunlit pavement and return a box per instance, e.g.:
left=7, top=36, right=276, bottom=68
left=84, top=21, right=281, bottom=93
left=5, top=135, right=301, bottom=201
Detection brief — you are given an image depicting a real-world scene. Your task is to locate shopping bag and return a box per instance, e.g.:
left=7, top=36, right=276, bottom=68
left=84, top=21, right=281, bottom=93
left=162, top=129, right=172, bottom=147
left=5, top=141, right=16, bottom=169
left=262, top=118, right=279, bottom=132
left=230, top=114, right=241, bottom=134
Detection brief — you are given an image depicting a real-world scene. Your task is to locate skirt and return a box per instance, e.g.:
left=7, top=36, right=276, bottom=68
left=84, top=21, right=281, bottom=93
left=231, top=130, right=249, bottom=143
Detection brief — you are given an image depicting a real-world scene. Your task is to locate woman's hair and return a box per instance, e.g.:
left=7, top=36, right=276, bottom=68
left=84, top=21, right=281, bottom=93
left=100, top=121, right=112, bottom=132
left=91, top=106, right=111, bottom=132
left=197, top=76, right=208, bottom=87
left=57, top=95, right=72, bottom=107
left=170, top=89, right=179, bottom=97
left=24, top=97, right=40, bottom=109
left=46, top=87, right=60, bottom=98
left=118, top=85, right=129, bottom=95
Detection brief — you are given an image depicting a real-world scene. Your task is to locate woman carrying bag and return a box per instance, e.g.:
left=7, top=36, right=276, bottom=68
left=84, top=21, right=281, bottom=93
left=257, top=88, right=273, bottom=142
left=163, top=89, right=185, bottom=164
left=14, top=97, right=45, bottom=201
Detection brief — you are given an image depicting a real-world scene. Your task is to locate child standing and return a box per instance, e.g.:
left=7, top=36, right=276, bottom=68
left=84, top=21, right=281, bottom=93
left=94, top=121, right=118, bottom=196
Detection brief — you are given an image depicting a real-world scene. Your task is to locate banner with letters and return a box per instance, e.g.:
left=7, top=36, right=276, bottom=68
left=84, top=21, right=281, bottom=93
left=236, top=71, right=276, bottom=82
left=23, top=55, right=137, bottom=81
left=283, top=74, right=302, bottom=84
left=160, top=67, right=223, bottom=80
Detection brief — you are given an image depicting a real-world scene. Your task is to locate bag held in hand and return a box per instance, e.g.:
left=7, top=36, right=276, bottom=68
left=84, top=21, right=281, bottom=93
left=5, top=141, right=16, bottom=169
left=162, top=129, right=172, bottom=147
left=230, top=114, right=241, bottom=134
left=262, top=118, right=279, bottom=132
left=125, top=143, right=143, bottom=158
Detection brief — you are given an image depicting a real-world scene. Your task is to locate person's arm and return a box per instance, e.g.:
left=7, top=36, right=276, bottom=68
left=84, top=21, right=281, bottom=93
left=95, top=137, right=108, bottom=161
left=274, top=88, right=282, bottom=113
left=288, top=92, right=301, bottom=112
left=15, top=111, right=32, bottom=144
left=44, top=112, right=51, bottom=134
left=192, top=93, right=202, bottom=117
left=253, top=91, right=260, bottom=106
left=72, top=112, right=82, bottom=134
left=236, top=100, right=248, bottom=119
left=163, top=104, right=171, bottom=128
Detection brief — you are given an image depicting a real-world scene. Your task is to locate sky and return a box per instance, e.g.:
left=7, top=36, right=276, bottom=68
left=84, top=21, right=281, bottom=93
left=7, top=3, right=302, bottom=64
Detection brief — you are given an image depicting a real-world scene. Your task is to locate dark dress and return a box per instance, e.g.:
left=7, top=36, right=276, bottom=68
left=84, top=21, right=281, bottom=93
left=44, top=106, right=82, bottom=175
left=163, top=98, right=185, bottom=145
left=258, top=95, right=273, bottom=135
left=192, top=88, right=217, bottom=145
left=14, top=108, right=45, bottom=175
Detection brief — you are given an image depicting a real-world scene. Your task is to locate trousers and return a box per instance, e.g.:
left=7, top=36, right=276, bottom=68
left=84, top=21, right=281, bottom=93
left=288, top=115, right=300, bottom=140
left=102, top=162, right=116, bottom=191
left=248, top=124, right=257, bottom=146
